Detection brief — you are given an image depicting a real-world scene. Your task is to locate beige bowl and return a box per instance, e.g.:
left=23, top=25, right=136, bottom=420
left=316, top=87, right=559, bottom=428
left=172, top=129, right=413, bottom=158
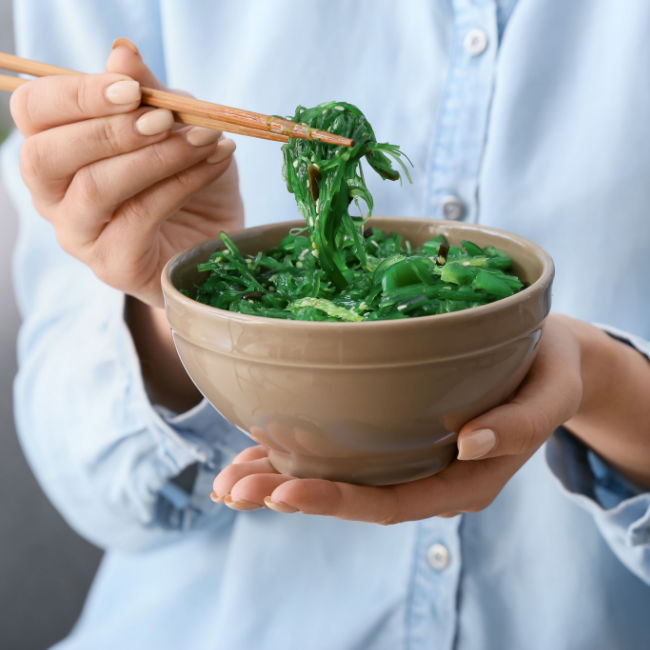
left=162, top=217, right=554, bottom=485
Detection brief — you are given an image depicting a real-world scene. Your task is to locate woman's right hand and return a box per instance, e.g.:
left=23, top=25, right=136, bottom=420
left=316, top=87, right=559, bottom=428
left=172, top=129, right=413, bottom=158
left=10, top=38, right=244, bottom=308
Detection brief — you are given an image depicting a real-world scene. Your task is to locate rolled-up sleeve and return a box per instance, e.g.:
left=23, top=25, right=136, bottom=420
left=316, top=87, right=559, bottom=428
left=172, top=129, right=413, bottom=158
left=545, top=324, right=650, bottom=585
left=3, top=131, right=250, bottom=552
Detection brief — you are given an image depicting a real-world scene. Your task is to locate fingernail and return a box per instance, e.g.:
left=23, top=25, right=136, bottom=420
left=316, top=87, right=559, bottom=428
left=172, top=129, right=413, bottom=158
left=112, top=37, right=140, bottom=56
left=264, top=497, right=299, bottom=513
left=105, top=79, right=141, bottom=105
left=207, top=138, right=236, bottom=163
left=185, top=126, right=222, bottom=147
left=135, top=108, right=174, bottom=135
left=224, top=495, right=261, bottom=511
left=457, top=428, right=497, bottom=460
left=209, top=491, right=226, bottom=503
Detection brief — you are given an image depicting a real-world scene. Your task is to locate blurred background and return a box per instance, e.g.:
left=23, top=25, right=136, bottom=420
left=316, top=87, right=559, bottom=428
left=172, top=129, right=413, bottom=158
left=0, top=0, right=10, bottom=139
left=0, top=2, right=102, bottom=649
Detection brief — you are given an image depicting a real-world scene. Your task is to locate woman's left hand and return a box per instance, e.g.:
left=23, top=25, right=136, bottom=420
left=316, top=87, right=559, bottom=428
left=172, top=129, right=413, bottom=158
left=211, top=314, right=586, bottom=523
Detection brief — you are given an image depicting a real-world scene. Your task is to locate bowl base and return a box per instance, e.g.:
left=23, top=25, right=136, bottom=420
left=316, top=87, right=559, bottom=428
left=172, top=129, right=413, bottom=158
left=266, top=443, right=457, bottom=486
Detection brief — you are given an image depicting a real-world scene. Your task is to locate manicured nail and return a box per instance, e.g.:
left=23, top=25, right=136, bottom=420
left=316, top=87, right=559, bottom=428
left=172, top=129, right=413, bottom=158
left=209, top=491, right=226, bottom=503
left=207, top=138, right=236, bottom=163
left=185, top=126, right=222, bottom=147
left=224, top=495, right=261, bottom=511
left=457, top=428, right=497, bottom=460
left=264, top=497, right=299, bottom=513
left=135, top=108, right=174, bottom=135
left=105, top=79, right=140, bottom=105
left=112, top=37, right=140, bottom=56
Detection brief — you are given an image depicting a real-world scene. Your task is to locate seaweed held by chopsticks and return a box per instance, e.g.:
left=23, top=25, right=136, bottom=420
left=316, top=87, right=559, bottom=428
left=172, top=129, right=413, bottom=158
left=281, top=101, right=412, bottom=289
left=193, top=101, right=524, bottom=321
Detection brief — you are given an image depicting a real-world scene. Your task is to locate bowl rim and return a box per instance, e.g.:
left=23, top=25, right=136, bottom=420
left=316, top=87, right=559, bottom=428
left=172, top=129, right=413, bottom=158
left=161, top=216, right=554, bottom=330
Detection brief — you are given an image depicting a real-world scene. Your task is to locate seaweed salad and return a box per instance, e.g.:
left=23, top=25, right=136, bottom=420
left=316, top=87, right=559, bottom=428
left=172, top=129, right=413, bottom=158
left=194, top=101, right=523, bottom=321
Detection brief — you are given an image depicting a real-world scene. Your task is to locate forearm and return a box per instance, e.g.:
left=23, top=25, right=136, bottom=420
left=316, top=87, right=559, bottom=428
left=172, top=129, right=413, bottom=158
left=562, top=315, right=650, bottom=488
left=126, top=296, right=202, bottom=412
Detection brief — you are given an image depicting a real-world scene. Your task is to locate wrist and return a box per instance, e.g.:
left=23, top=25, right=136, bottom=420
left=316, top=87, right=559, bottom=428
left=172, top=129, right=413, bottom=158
left=564, top=316, right=611, bottom=420
left=561, top=315, right=650, bottom=487
left=126, top=296, right=202, bottom=412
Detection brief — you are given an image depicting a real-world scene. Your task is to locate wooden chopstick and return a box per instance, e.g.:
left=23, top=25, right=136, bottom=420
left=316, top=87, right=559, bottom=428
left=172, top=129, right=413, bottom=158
left=0, top=72, right=288, bottom=142
left=0, top=71, right=289, bottom=142
left=0, top=52, right=354, bottom=147
left=0, top=73, right=21, bottom=93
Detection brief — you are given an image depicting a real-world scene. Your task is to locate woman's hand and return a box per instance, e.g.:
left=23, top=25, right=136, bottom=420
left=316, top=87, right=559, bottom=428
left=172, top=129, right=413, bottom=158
left=10, top=38, right=243, bottom=308
left=211, top=314, right=587, bottom=523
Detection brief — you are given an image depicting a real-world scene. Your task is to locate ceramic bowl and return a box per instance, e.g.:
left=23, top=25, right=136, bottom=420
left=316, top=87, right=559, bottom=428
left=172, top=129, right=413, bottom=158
left=161, top=217, right=554, bottom=485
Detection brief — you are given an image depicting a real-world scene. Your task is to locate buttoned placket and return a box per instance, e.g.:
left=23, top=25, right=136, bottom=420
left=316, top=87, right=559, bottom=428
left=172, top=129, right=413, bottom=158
left=425, top=0, right=499, bottom=225
left=406, top=515, right=463, bottom=650
left=408, top=2, right=499, bottom=648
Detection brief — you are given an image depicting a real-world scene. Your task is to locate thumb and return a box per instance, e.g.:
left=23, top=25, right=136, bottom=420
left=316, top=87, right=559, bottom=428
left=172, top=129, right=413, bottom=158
left=456, top=317, right=584, bottom=461
left=106, top=37, right=166, bottom=89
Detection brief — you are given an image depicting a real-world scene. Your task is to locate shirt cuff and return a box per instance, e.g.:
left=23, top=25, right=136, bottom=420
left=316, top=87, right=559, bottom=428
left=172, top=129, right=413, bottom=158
left=152, top=398, right=252, bottom=473
left=150, top=400, right=253, bottom=528
left=546, top=428, right=649, bottom=543
left=594, top=321, right=650, bottom=361
left=544, top=324, right=650, bottom=582
left=118, top=296, right=253, bottom=527
left=116, top=285, right=252, bottom=471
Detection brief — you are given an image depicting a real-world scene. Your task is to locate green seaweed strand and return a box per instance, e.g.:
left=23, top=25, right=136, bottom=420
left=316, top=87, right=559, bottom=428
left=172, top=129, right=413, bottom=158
left=193, top=102, right=524, bottom=322
left=281, top=101, right=411, bottom=289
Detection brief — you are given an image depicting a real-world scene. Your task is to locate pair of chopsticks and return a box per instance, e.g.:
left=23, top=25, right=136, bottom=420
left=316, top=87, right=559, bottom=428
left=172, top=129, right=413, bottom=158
left=0, top=51, right=354, bottom=147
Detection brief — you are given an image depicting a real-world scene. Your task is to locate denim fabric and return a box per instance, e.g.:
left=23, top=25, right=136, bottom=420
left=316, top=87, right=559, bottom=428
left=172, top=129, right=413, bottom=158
left=3, top=1, right=650, bottom=648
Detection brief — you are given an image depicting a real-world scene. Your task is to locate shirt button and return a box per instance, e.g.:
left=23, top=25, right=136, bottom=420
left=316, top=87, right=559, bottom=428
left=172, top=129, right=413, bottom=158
left=464, top=28, right=488, bottom=56
left=441, top=195, right=465, bottom=221
left=427, top=543, right=450, bottom=570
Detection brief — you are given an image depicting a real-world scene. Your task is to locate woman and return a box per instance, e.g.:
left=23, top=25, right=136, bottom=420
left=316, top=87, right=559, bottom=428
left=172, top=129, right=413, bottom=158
left=4, top=1, right=650, bottom=648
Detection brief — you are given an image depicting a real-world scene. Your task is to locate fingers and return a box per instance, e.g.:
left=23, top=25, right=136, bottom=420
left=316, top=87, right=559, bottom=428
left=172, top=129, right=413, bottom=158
left=11, top=38, right=242, bottom=311
left=70, top=155, right=236, bottom=300
left=48, top=134, right=232, bottom=255
left=270, top=479, right=398, bottom=523
left=107, top=41, right=222, bottom=138
left=20, top=107, right=174, bottom=204
left=107, top=42, right=224, bottom=145
left=211, top=447, right=298, bottom=513
left=457, top=316, right=583, bottom=461
left=107, top=38, right=165, bottom=89
left=212, top=456, right=292, bottom=511
left=20, top=39, right=222, bottom=208
left=61, top=132, right=232, bottom=225
left=212, top=457, right=278, bottom=499
left=231, top=474, right=292, bottom=507
left=231, top=445, right=269, bottom=464
left=211, top=448, right=520, bottom=523
left=10, top=72, right=142, bottom=136
left=111, top=139, right=235, bottom=232
left=268, top=455, right=521, bottom=524
left=17, top=37, right=230, bottom=253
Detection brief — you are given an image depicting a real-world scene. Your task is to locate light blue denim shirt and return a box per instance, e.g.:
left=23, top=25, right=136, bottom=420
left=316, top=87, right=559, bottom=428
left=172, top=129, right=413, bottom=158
left=3, top=1, right=650, bottom=648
